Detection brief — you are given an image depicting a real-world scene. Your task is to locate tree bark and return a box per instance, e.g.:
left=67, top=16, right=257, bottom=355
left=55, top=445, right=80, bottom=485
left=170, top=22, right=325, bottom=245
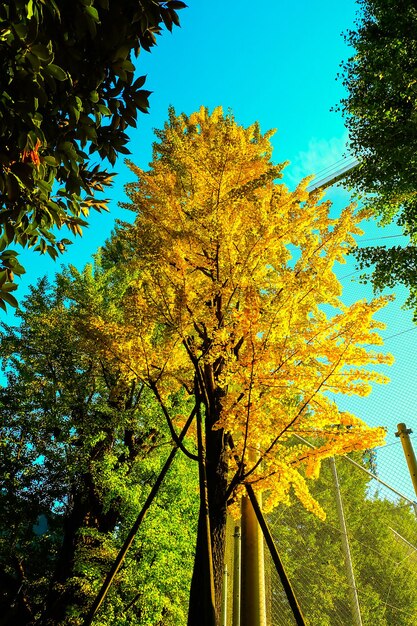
left=42, top=468, right=121, bottom=625
left=41, top=423, right=122, bottom=625
left=187, top=426, right=228, bottom=626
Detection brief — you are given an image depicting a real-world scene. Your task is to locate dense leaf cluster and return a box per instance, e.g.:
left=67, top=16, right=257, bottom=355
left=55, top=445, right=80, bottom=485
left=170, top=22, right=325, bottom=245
left=339, top=0, right=417, bottom=315
left=356, top=243, right=417, bottom=321
left=0, top=0, right=185, bottom=310
left=0, top=267, right=197, bottom=625
left=341, top=0, right=417, bottom=203
left=109, top=107, right=392, bottom=623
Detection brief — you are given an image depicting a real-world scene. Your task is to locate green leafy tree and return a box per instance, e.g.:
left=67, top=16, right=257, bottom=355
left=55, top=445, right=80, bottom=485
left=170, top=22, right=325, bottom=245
left=339, top=0, right=417, bottom=318
left=0, top=263, right=198, bottom=625
left=0, top=0, right=186, bottom=309
left=268, top=452, right=417, bottom=625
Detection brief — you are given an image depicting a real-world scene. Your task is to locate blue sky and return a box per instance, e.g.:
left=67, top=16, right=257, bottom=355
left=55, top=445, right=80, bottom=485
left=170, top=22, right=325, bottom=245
left=9, top=0, right=417, bottom=497
left=18, top=0, right=360, bottom=277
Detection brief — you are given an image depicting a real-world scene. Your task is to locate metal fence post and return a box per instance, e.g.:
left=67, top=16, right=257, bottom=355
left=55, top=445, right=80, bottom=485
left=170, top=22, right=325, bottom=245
left=330, top=457, right=363, bottom=626
left=221, top=564, right=228, bottom=626
left=232, top=525, right=241, bottom=626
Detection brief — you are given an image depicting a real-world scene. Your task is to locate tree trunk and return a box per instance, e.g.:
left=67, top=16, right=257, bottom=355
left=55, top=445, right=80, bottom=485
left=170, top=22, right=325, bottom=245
left=42, top=467, right=120, bottom=625
left=187, top=427, right=228, bottom=626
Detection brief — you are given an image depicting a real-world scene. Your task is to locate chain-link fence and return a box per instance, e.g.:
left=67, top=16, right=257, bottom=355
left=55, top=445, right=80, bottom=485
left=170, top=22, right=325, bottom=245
left=267, top=449, right=417, bottom=626
left=222, top=434, right=417, bottom=626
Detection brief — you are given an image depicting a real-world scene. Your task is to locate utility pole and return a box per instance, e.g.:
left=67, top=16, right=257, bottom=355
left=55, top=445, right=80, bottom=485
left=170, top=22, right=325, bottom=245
left=395, top=423, right=417, bottom=499
left=244, top=484, right=306, bottom=626
left=239, top=446, right=267, bottom=626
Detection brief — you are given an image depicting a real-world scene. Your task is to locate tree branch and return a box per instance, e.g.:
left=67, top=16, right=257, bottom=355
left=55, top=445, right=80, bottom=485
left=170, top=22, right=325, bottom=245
left=149, top=381, right=198, bottom=462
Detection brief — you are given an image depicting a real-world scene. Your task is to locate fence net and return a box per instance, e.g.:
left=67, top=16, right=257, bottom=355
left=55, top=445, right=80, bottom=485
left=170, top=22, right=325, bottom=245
left=223, top=436, right=417, bottom=626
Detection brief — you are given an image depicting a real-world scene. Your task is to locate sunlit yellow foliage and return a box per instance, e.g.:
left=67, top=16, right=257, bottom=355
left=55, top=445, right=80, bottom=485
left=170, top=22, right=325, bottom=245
left=92, top=107, right=392, bottom=518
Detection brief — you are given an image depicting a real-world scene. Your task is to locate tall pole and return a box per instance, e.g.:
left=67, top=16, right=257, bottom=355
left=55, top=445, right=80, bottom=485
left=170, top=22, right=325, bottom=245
left=395, top=423, right=417, bottom=499
left=232, top=525, right=241, bottom=626
left=221, top=564, right=228, bottom=626
left=330, top=457, right=363, bottom=626
left=240, top=492, right=267, bottom=626
left=244, top=484, right=306, bottom=626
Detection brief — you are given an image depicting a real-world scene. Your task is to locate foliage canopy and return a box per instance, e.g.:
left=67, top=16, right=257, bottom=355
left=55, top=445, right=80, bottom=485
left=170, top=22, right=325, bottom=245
left=91, top=106, right=393, bottom=622
left=339, top=0, right=417, bottom=317
left=0, top=267, right=197, bottom=625
left=0, top=0, right=185, bottom=310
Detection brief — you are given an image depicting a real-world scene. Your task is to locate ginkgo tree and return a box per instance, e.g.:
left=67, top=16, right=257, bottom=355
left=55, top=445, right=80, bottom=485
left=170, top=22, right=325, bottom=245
left=90, top=107, right=393, bottom=625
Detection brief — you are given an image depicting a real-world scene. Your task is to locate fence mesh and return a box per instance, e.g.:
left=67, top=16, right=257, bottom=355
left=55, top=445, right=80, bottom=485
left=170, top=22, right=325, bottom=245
left=222, top=436, right=417, bottom=626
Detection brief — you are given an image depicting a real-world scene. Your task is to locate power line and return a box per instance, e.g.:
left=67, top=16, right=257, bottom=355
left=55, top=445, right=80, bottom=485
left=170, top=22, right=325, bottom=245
left=311, top=156, right=358, bottom=180
left=307, top=156, right=359, bottom=192
left=383, top=326, right=417, bottom=342
left=313, top=155, right=351, bottom=174
left=361, top=325, right=417, bottom=349
left=339, top=270, right=361, bottom=280
left=358, top=234, right=406, bottom=242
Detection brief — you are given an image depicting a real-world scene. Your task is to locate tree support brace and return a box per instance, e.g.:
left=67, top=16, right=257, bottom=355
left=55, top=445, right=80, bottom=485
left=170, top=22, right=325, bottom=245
left=82, top=405, right=197, bottom=626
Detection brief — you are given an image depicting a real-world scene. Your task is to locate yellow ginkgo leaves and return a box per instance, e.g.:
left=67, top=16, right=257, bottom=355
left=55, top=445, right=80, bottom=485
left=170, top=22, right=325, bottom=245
left=94, top=107, right=392, bottom=517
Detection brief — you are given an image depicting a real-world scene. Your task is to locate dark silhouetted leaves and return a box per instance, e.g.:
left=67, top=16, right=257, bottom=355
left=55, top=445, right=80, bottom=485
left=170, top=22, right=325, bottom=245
left=0, top=0, right=187, bottom=309
left=340, top=0, right=417, bottom=317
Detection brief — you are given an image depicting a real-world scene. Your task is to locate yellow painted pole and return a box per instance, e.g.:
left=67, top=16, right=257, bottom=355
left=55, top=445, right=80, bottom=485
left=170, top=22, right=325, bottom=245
left=240, top=493, right=267, bottom=626
left=395, top=423, right=417, bottom=498
left=244, top=484, right=306, bottom=626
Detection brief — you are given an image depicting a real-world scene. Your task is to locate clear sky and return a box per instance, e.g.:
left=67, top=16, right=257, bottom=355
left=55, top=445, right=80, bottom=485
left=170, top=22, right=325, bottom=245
left=8, top=0, right=417, bottom=498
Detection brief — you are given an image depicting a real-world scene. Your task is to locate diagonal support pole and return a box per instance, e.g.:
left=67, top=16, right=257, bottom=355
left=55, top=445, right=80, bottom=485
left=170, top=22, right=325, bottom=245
left=82, top=405, right=197, bottom=626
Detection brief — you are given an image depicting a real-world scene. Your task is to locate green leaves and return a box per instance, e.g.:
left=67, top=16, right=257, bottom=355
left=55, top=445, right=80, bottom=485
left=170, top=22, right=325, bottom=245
left=0, top=0, right=187, bottom=309
left=268, top=453, right=417, bottom=625
left=133, top=89, right=152, bottom=112
left=340, top=0, right=417, bottom=318
left=45, top=63, right=67, bottom=81
left=30, top=43, right=53, bottom=62
left=0, top=248, right=25, bottom=311
left=0, top=269, right=198, bottom=622
left=0, top=290, right=18, bottom=311
left=84, top=5, right=100, bottom=22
